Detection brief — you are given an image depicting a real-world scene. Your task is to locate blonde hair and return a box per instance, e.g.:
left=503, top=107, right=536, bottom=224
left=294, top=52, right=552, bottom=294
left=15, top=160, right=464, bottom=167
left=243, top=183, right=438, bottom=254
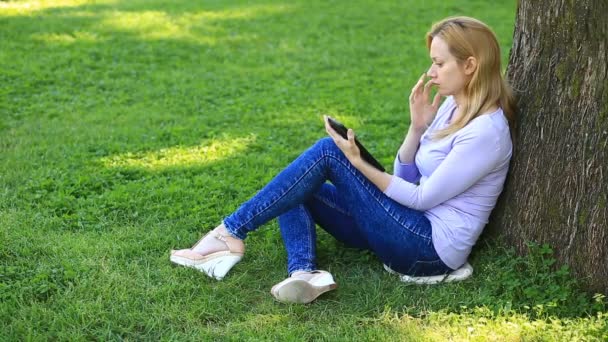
left=426, top=16, right=517, bottom=139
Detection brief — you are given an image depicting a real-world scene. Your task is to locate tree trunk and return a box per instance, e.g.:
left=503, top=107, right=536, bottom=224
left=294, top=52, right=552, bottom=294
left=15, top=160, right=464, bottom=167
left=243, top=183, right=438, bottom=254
left=488, top=0, right=608, bottom=294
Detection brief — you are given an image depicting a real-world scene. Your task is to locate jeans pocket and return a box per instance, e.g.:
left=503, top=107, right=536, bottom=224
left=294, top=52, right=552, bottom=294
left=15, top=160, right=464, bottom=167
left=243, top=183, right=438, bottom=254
left=405, top=258, right=450, bottom=277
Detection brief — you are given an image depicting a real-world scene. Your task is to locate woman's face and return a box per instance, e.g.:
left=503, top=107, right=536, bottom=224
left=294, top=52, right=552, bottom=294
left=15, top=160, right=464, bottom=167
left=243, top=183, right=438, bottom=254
left=426, top=36, right=469, bottom=97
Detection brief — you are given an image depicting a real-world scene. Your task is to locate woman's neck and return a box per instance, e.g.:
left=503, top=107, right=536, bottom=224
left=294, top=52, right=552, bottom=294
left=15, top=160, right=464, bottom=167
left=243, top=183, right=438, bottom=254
left=453, top=93, right=465, bottom=109
left=453, top=93, right=499, bottom=119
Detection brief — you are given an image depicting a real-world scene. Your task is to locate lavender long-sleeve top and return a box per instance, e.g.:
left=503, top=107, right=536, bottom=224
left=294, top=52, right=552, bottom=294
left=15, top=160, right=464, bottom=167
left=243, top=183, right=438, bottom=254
left=384, top=96, right=512, bottom=269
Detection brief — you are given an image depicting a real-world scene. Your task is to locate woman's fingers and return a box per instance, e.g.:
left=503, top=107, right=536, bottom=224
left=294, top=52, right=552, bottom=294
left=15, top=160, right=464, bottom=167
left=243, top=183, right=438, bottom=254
left=423, top=79, right=433, bottom=99
left=431, top=92, right=441, bottom=109
left=347, top=128, right=355, bottom=142
left=324, top=116, right=338, bottom=139
left=322, top=117, right=360, bottom=161
left=411, top=74, right=433, bottom=104
left=410, top=74, right=425, bottom=95
left=324, top=115, right=349, bottom=145
left=344, top=129, right=359, bottom=156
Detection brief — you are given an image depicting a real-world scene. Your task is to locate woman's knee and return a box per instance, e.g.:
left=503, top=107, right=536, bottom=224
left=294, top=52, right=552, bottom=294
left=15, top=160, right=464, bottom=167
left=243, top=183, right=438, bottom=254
left=313, top=137, right=339, bottom=153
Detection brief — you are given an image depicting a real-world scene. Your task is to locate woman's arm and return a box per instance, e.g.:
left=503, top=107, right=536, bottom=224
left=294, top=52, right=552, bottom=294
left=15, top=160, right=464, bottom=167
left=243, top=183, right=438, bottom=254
left=394, top=75, right=444, bottom=182
left=324, top=74, right=442, bottom=190
left=396, top=74, right=442, bottom=167
left=349, top=155, right=392, bottom=192
left=384, top=125, right=508, bottom=210
left=398, top=126, right=425, bottom=163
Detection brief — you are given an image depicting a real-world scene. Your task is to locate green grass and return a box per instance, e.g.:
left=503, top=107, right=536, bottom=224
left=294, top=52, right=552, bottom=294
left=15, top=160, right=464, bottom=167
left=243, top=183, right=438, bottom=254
left=1, top=0, right=606, bottom=340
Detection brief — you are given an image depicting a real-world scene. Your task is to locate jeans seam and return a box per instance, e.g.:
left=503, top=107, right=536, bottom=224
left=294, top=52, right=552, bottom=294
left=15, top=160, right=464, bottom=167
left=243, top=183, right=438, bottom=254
left=233, top=152, right=331, bottom=234
left=306, top=208, right=315, bottom=270
left=410, top=215, right=433, bottom=240
left=313, top=192, right=351, bottom=216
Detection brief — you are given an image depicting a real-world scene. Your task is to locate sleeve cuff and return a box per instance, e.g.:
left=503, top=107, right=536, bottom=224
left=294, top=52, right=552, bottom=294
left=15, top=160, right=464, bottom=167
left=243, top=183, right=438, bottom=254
left=393, top=155, right=421, bottom=183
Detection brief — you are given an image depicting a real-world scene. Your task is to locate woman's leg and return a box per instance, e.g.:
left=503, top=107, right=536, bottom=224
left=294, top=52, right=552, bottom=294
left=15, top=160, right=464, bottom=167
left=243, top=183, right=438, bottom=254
left=274, top=158, right=451, bottom=277
left=271, top=177, right=449, bottom=304
left=295, top=179, right=452, bottom=277
left=222, top=137, right=366, bottom=239
left=172, top=137, right=360, bottom=279
left=224, top=136, right=450, bottom=276
left=277, top=184, right=369, bottom=275
left=173, top=137, right=450, bottom=279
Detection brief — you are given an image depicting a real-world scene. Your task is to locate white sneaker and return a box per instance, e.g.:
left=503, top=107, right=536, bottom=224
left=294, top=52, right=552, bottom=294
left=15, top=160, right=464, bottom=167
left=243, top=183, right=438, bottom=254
left=383, top=262, right=473, bottom=284
left=270, top=270, right=337, bottom=304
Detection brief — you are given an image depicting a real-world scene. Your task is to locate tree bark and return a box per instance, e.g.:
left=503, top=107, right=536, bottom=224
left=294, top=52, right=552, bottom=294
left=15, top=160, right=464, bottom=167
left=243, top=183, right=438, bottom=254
left=488, top=0, right=608, bottom=294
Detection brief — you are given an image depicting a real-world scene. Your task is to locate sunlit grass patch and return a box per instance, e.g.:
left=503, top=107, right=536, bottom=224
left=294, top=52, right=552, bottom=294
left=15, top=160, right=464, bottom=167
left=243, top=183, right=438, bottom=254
left=31, top=30, right=99, bottom=44
left=0, top=0, right=111, bottom=15
left=100, top=10, right=191, bottom=41
left=184, top=3, right=295, bottom=21
left=100, top=135, right=257, bottom=170
left=421, top=308, right=608, bottom=341
left=98, top=4, right=295, bottom=44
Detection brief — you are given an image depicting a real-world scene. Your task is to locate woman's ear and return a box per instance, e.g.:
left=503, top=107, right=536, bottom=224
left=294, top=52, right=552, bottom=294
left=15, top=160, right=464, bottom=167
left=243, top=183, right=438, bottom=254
left=463, top=56, right=478, bottom=76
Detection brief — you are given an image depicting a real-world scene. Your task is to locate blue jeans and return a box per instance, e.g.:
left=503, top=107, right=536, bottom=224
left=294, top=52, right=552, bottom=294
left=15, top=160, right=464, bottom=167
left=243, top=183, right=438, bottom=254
left=223, top=138, right=453, bottom=276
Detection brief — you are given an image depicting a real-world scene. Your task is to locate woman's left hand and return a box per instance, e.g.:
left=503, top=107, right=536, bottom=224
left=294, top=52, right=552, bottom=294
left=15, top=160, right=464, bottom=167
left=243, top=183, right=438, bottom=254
left=323, top=115, right=362, bottom=166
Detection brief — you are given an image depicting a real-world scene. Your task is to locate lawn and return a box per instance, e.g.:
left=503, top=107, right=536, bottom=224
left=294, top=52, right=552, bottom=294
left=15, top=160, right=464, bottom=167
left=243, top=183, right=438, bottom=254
left=1, top=0, right=606, bottom=340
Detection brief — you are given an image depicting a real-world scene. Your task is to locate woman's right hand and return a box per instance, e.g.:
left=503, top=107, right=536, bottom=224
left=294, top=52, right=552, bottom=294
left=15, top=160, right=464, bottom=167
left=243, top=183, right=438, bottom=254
left=408, top=74, right=442, bottom=133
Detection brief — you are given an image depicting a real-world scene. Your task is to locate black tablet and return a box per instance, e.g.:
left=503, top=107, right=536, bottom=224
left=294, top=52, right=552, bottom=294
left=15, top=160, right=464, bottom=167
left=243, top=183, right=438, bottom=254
left=326, top=117, right=386, bottom=172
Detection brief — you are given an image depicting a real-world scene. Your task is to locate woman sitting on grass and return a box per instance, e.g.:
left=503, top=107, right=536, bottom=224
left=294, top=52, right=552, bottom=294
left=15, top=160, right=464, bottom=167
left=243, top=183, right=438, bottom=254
left=170, top=16, right=516, bottom=304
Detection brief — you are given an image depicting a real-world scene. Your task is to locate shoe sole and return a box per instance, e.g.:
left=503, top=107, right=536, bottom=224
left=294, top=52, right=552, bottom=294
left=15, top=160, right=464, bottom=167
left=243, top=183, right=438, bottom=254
left=383, top=263, right=473, bottom=284
left=170, top=253, right=242, bottom=280
left=272, top=277, right=337, bottom=304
